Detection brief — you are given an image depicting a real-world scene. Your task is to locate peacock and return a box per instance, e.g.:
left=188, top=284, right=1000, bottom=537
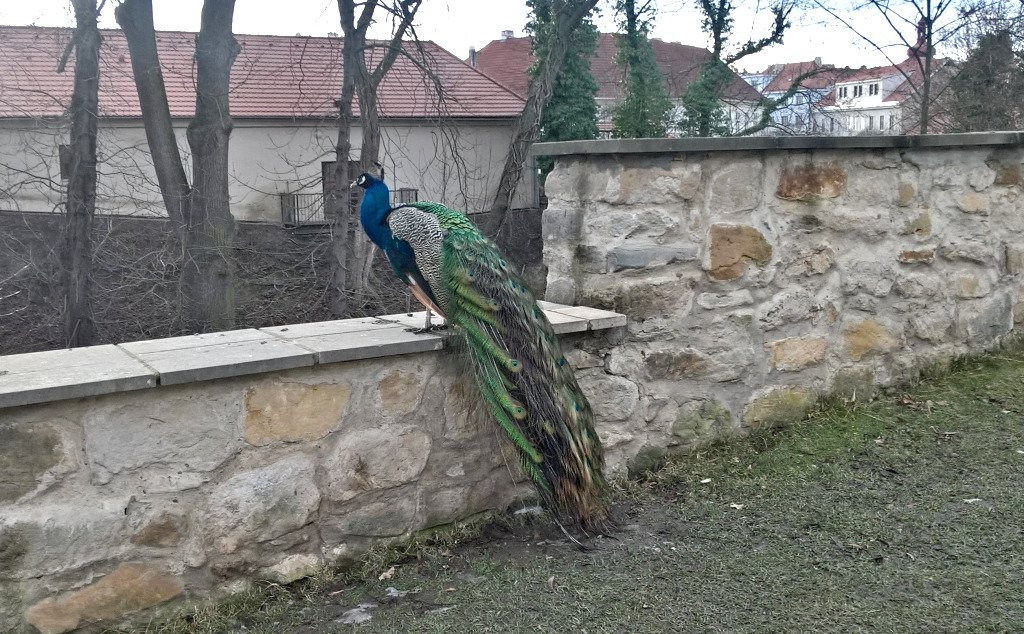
left=353, top=171, right=608, bottom=528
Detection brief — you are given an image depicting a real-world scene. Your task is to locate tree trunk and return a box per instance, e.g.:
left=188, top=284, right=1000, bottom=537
left=491, top=0, right=598, bottom=215
left=115, top=0, right=190, bottom=235
left=62, top=0, right=101, bottom=348
left=919, top=6, right=934, bottom=134
left=183, top=0, right=239, bottom=332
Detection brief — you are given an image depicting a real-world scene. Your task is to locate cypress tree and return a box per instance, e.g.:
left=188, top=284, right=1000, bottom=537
left=611, top=0, right=673, bottom=138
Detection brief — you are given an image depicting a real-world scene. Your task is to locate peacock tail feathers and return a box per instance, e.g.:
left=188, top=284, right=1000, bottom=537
left=394, top=201, right=609, bottom=528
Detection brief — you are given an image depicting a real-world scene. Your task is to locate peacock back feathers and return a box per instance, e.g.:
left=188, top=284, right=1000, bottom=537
left=390, top=201, right=609, bottom=527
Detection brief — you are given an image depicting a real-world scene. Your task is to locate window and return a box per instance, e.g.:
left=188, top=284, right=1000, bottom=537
left=58, top=144, right=72, bottom=180
left=781, top=115, right=790, bottom=126
left=889, top=115, right=896, bottom=130
left=869, top=83, right=879, bottom=96
left=853, top=85, right=863, bottom=97
left=830, top=119, right=835, bottom=133
left=795, top=114, right=804, bottom=128
left=868, top=116, right=874, bottom=130
left=838, top=86, right=848, bottom=98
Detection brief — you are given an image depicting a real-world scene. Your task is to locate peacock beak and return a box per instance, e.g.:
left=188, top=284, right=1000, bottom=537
left=349, top=180, right=357, bottom=188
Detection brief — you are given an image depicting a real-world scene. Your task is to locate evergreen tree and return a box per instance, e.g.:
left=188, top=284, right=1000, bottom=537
left=678, top=59, right=731, bottom=136
left=527, top=0, right=599, bottom=175
left=611, top=0, right=673, bottom=138
left=948, top=30, right=1024, bottom=131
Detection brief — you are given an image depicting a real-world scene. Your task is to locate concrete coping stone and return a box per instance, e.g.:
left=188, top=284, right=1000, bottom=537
left=530, top=131, right=1024, bottom=156
left=0, top=303, right=625, bottom=410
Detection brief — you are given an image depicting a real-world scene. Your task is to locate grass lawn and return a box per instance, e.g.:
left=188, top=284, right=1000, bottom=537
left=127, top=351, right=1024, bottom=633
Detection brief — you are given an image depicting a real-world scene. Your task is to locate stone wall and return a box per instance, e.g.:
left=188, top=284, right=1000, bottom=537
left=0, top=305, right=622, bottom=633
left=541, top=133, right=1024, bottom=465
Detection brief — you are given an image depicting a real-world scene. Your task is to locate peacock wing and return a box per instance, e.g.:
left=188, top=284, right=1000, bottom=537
left=422, top=204, right=606, bottom=526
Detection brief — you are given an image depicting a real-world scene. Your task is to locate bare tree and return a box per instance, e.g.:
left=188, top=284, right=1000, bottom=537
left=326, top=0, right=422, bottom=317
left=116, top=0, right=240, bottom=332
left=813, top=0, right=982, bottom=133
left=490, top=0, right=600, bottom=215
left=58, top=0, right=102, bottom=347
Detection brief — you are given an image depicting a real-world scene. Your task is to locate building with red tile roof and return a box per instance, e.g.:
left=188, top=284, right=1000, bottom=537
left=741, top=59, right=853, bottom=134
left=471, top=32, right=763, bottom=137
left=0, top=25, right=531, bottom=222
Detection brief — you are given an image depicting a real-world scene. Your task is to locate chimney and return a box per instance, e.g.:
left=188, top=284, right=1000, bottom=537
left=469, top=46, right=477, bottom=66
left=814, top=56, right=822, bottom=65
left=501, top=29, right=514, bottom=41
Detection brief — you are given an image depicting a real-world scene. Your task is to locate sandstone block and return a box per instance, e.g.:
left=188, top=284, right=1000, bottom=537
left=843, top=319, right=899, bottom=361
left=25, top=563, right=182, bottom=634
left=897, top=247, right=935, bottom=264
left=644, top=348, right=710, bottom=380
left=378, top=370, right=424, bottom=414
left=708, top=224, right=772, bottom=281
left=742, top=387, right=816, bottom=429
left=953, top=273, right=992, bottom=299
left=206, top=455, right=320, bottom=553
left=260, top=553, right=323, bottom=584
left=244, top=380, right=350, bottom=445
left=83, top=389, right=241, bottom=478
left=324, top=490, right=420, bottom=539
left=775, top=161, right=846, bottom=201
left=896, top=182, right=915, bottom=207
left=0, top=423, right=62, bottom=503
left=322, top=425, right=432, bottom=502
left=992, top=161, right=1022, bottom=186
left=130, top=512, right=185, bottom=548
left=672, top=399, right=732, bottom=446
left=768, top=336, right=827, bottom=371
left=1006, top=243, right=1024, bottom=274
left=940, top=238, right=998, bottom=265
left=911, top=306, right=954, bottom=343
left=956, top=191, right=990, bottom=214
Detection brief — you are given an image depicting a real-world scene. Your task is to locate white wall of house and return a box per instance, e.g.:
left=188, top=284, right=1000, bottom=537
left=0, top=117, right=530, bottom=222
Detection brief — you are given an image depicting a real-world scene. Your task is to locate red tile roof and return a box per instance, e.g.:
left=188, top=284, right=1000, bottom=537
left=472, top=33, right=762, bottom=103
left=815, top=57, right=947, bottom=107
left=753, top=60, right=850, bottom=92
left=0, top=25, right=525, bottom=119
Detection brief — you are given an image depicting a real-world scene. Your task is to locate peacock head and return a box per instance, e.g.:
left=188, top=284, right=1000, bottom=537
left=351, top=172, right=376, bottom=189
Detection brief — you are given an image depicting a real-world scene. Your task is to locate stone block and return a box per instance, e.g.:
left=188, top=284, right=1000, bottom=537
left=968, top=165, right=996, bottom=191
left=956, top=191, right=990, bottom=214
left=84, top=388, right=241, bottom=478
left=696, top=290, right=754, bottom=310
left=956, top=293, right=1012, bottom=346
left=953, top=273, right=993, bottom=299
left=578, top=374, right=639, bottom=422
left=843, top=318, right=899, bottom=361
left=0, top=422, right=62, bottom=503
left=940, top=238, right=998, bottom=265
left=25, top=563, right=182, bottom=634
left=708, top=158, right=763, bottom=212
left=1006, top=243, right=1024, bottom=274
left=896, top=182, right=915, bottom=207
left=768, top=336, right=827, bottom=371
left=708, top=223, right=773, bottom=281
left=546, top=305, right=628, bottom=330
left=839, top=256, right=894, bottom=297
left=756, top=285, right=816, bottom=331
left=900, top=210, right=931, bottom=238
left=130, top=511, right=185, bottom=548
left=324, top=489, right=420, bottom=539
left=607, top=243, right=698, bottom=272
left=992, top=161, right=1022, bottom=186
left=322, top=425, right=432, bottom=502
left=0, top=345, right=156, bottom=410
left=672, top=399, right=732, bottom=446
left=894, top=271, right=943, bottom=298
left=580, top=273, right=696, bottom=320
left=0, top=497, right=129, bottom=578
left=378, top=370, right=424, bottom=414
left=644, top=348, right=710, bottom=380
left=205, top=454, right=320, bottom=554
left=775, top=161, right=846, bottom=201
left=897, top=247, right=935, bottom=264
left=911, top=305, right=954, bottom=343
left=244, top=380, right=351, bottom=445
left=742, top=386, right=816, bottom=429
left=119, top=329, right=316, bottom=386
left=260, top=553, right=323, bottom=584
left=784, top=248, right=834, bottom=277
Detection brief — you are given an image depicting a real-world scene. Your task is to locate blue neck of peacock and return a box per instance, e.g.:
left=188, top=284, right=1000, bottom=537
left=359, top=180, right=392, bottom=250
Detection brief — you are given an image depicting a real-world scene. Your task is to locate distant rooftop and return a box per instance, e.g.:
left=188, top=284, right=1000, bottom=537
left=471, top=33, right=762, bottom=103
left=0, top=25, right=525, bottom=120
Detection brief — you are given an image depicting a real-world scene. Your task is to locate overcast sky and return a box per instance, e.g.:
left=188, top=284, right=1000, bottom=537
left=0, top=1, right=937, bottom=73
